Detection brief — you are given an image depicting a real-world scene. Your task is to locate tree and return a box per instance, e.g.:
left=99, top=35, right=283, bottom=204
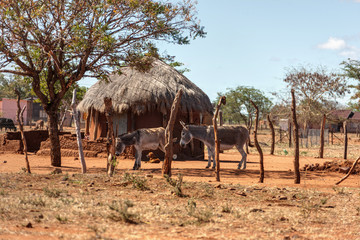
left=0, top=0, right=205, bottom=167
left=216, top=86, right=272, bottom=125
left=0, top=74, right=34, bottom=99
left=283, top=65, right=348, bottom=129
left=341, top=59, right=360, bottom=111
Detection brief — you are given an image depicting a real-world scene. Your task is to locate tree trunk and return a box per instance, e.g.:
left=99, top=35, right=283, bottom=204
left=47, top=109, right=61, bottom=167
left=213, top=96, right=226, bottom=182
left=162, top=89, right=183, bottom=177
left=15, top=89, right=31, bottom=174
left=104, top=97, right=116, bottom=176
left=291, top=89, right=300, bottom=184
left=71, top=89, right=86, bottom=173
left=250, top=100, right=264, bottom=183
left=319, top=114, right=326, bottom=158
left=267, top=114, right=275, bottom=155
left=344, top=121, right=348, bottom=160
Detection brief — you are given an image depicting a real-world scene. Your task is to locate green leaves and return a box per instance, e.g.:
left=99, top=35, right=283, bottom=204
left=215, top=86, right=272, bottom=124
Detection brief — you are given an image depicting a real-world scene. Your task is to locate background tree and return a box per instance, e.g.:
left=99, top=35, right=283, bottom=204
left=215, top=86, right=272, bottom=125
left=0, top=0, right=205, bottom=167
left=341, top=59, right=360, bottom=111
left=283, top=65, right=348, bottom=129
left=0, top=74, right=34, bottom=99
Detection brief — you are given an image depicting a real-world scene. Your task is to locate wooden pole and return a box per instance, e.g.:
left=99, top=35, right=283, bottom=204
left=335, top=156, right=360, bottom=185
left=104, top=97, right=116, bottom=176
left=319, top=114, right=326, bottom=158
left=344, top=121, right=348, bottom=160
left=162, top=89, right=183, bottom=177
left=267, top=114, right=275, bottom=155
left=71, top=89, right=86, bottom=173
left=250, top=100, right=264, bottom=183
left=213, top=96, right=226, bottom=182
left=291, top=89, right=300, bottom=184
left=15, top=89, right=31, bottom=174
left=288, top=120, right=292, bottom=148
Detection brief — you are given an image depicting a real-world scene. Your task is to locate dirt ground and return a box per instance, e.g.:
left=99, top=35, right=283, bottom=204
left=1, top=150, right=360, bottom=239
left=1, top=151, right=359, bottom=189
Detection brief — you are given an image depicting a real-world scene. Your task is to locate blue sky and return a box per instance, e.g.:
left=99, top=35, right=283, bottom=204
left=80, top=0, right=360, bottom=104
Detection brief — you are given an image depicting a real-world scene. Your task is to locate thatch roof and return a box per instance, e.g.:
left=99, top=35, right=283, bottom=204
left=77, top=59, right=213, bottom=116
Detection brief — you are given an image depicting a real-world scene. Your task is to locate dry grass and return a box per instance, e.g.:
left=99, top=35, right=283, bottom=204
left=1, top=172, right=360, bottom=239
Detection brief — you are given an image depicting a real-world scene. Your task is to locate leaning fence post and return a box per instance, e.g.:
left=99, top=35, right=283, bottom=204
left=104, top=97, right=116, bottom=176
left=71, top=89, right=86, bottom=174
left=250, top=100, right=264, bottom=183
left=213, top=96, right=226, bottom=182
left=15, top=89, right=31, bottom=174
left=291, top=89, right=300, bottom=184
left=162, top=89, right=183, bottom=177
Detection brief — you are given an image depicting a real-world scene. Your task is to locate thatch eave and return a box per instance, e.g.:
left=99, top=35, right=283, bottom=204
left=77, top=59, right=213, bottom=116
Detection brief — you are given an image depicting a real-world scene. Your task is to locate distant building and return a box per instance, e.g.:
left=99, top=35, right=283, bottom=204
left=0, top=98, right=47, bottom=125
left=327, top=110, right=360, bottom=133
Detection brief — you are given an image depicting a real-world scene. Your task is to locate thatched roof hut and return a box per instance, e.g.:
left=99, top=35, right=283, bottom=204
left=78, top=59, right=213, bottom=116
left=78, top=58, right=213, bottom=160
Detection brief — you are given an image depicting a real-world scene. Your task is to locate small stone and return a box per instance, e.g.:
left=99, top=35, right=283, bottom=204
left=145, top=174, right=153, bottom=178
left=3, top=161, right=7, bottom=163
left=339, top=167, right=350, bottom=173
left=51, top=168, right=62, bottom=174
left=236, top=191, right=247, bottom=197
left=278, top=196, right=288, bottom=200
left=25, top=222, right=33, bottom=228
left=250, top=208, right=264, bottom=213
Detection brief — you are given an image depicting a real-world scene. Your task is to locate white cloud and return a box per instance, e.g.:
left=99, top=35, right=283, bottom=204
left=339, top=46, right=360, bottom=59
left=318, top=37, right=346, bottom=50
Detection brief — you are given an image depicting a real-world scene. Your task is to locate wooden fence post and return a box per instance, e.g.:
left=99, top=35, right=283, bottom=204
left=319, top=114, right=326, bottom=158
left=291, top=89, right=300, bottom=184
left=213, top=96, right=226, bottom=182
left=344, top=120, right=348, bottom=160
left=288, top=121, right=292, bottom=148
left=104, top=97, right=116, bottom=176
left=250, top=100, right=264, bottom=183
left=15, top=89, right=31, bottom=174
left=162, top=89, right=183, bottom=177
left=267, top=114, right=275, bottom=155
left=71, top=89, right=86, bottom=173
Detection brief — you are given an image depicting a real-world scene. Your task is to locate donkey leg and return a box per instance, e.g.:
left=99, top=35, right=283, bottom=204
left=236, top=145, right=247, bottom=169
left=206, top=147, right=212, bottom=168
left=133, top=150, right=142, bottom=170
left=210, top=147, right=216, bottom=169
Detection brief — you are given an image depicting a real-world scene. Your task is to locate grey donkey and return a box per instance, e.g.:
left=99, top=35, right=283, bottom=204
left=179, top=121, right=253, bottom=169
left=115, top=127, right=165, bottom=170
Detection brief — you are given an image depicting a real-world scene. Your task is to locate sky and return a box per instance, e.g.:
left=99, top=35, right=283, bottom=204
left=80, top=0, right=360, bottom=105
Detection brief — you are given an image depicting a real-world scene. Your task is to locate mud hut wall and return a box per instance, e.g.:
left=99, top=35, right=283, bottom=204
left=113, top=112, right=127, bottom=137
left=89, top=110, right=108, bottom=140
left=134, top=111, right=163, bottom=129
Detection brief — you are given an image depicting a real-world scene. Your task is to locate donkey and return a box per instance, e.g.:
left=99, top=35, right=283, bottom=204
left=115, top=127, right=165, bottom=170
left=34, top=120, right=44, bottom=130
left=179, top=121, right=253, bottom=169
